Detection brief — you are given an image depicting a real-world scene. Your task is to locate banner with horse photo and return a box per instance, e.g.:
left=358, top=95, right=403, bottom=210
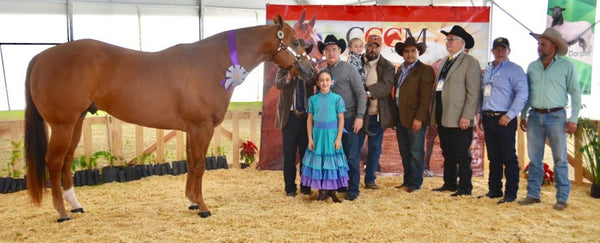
left=547, top=0, right=596, bottom=95
left=259, top=5, right=490, bottom=177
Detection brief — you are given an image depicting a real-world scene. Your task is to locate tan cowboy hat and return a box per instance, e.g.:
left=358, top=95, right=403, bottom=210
left=530, top=28, right=568, bottom=56
left=395, top=37, right=427, bottom=56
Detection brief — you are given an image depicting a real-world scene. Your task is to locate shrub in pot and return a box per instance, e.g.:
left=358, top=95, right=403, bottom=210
left=577, top=119, right=600, bottom=198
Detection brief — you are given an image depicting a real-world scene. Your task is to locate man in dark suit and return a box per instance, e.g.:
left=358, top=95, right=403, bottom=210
left=358, top=35, right=397, bottom=189
left=274, top=67, right=314, bottom=197
left=393, top=37, right=435, bottom=192
left=431, top=25, right=482, bottom=196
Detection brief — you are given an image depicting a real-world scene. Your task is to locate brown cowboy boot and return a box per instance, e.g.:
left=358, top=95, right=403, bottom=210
left=329, top=190, right=342, bottom=203
left=316, top=190, right=329, bottom=201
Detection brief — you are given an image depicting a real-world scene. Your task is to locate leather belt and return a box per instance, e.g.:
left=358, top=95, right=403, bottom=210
left=483, top=111, right=506, bottom=118
left=532, top=107, right=563, bottom=113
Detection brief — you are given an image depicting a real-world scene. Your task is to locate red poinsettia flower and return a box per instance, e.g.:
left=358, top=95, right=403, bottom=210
left=523, top=163, right=554, bottom=185
left=240, top=140, right=258, bottom=164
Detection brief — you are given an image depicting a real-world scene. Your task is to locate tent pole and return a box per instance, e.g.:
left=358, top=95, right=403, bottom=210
left=487, top=0, right=534, bottom=33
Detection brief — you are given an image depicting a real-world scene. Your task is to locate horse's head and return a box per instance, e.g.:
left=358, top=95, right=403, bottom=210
left=293, top=11, right=323, bottom=64
left=272, top=14, right=315, bottom=81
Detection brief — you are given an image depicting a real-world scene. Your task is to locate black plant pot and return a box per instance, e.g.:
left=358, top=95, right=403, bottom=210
left=180, top=160, right=188, bottom=173
left=146, top=164, right=155, bottom=177
left=217, top=156, right=228, bottom=169
left=159, top=163, right=172, bottom=175
left=141, top=165, right=149, bottom=178
left=1, top=177, right=13, bottom=193
left=591, top=183, right=600, bottom=198
left=241, top=163, right=250, bottom=169
left=73, top=171, right=84, bottom=187
left=102, top=166, right=119, bottom=184
left=172, top=161, right=181, bottom=176
left=206, top=156, right=217, bottom=170
left=134, top=165, right=144, bottom=179
left=0, top=177, right=6, bottom=193
left=85, top=169, right=96, bottom=185
left=154, top=164, right=162, bottom=176
left=125, top=166, right=138, bottom=181
left=15, top=178, right=26, bottom=191
left=117, top=169, right=126, bottom=182
left=7, top=178, right=17, bottom=193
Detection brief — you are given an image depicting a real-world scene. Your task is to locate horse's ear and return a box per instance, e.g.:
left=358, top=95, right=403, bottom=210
left=309, top=15, right=316, bottom=27
left=274, top=14, right=283, bottom=29
left=305, top=44, right=314, bottom=54
left=298, top=11, right=306, bottom=24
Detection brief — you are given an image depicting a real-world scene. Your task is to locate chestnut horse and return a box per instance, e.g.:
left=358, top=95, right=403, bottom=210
left=25, top=15, right=314, bottom=222
left=293, top=11, right=324, bottom=68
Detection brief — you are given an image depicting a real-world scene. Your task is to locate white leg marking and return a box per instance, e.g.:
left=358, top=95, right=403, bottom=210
left=64, top=187, right=83, bottom=210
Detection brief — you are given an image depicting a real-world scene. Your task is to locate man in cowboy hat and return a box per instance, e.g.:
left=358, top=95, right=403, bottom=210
left=393, top=36, right=435, bottom=192
left=518, top=28, right=581, bottom=210
left=478, top=37, right=528, bottom=204
left=356, top=34, right=396, bottom=190
left=316, top=34, right=366, bottom=201
left=431, top=25, right=481, bottom=197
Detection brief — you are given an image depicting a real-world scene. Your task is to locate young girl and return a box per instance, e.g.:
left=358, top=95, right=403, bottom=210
left=301, top=70, right=349, bottom=203
left=346, top=38, right=365, bottom=84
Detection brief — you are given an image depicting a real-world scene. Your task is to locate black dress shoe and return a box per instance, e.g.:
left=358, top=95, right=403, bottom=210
left=406, top=187, right=418, bottom=193
left=497, top=198, right=515, bottom=204
left=346, top=193, right=358, bottom=201
left=394, top=183, right=405, bottom=189
left=286, top=192, right=297, bottom=197
left=432, top=186, right=457, bottom=192
left=450, top=191, right=471, bottom=197
left=477, top=191, right=503, bottom=199
left=300, top=186, right=311, bottom=195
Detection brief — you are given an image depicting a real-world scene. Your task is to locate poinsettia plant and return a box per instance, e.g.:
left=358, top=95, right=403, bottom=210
left=523, top=163, right=554, bottom=185
left=240, top=140, right=258, bottom=165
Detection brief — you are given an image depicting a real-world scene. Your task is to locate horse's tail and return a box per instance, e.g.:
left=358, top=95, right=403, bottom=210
left=25, top=55, right=47, bottom=206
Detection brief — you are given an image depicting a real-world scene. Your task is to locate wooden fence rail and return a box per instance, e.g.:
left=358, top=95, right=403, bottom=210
left=0, top=111, right=260, bottom=173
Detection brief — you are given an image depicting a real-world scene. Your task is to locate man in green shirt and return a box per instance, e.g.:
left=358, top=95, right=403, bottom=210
left=518, top=28, right=581, bottom=210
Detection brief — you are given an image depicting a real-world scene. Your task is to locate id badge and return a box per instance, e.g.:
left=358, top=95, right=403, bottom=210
left=483, top=84, right=492, bottom=97
left=436, top=80, right=444, bottom=91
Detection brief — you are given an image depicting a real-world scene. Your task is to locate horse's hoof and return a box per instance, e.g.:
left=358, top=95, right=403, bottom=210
left=71, top=208, right=84, bottom=213
left=188, top=205, right=200, bottom=210
left=57, top=217, right=71, bottom=223
left=198, top=211, right=211, bottom=218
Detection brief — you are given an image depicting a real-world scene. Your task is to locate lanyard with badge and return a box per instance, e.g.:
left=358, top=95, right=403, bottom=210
left=436, top=58, right=455, bottom=91
left=483, top=62, right=504, bottom=97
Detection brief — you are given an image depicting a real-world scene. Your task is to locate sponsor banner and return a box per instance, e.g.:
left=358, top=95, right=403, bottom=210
left=547, top=0, right=596, bottom=94
left=259, top=5, right=490, bottom=176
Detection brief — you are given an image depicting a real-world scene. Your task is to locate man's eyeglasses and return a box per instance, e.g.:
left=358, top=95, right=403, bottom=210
left=445, top=38, right=462, bottom=42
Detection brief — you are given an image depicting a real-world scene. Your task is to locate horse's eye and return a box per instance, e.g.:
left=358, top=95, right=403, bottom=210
left=291, top=40, right=299, bottom=47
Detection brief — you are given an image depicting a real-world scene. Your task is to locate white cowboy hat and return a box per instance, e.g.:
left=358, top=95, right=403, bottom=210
left=530, top=28, right=568, bottom=56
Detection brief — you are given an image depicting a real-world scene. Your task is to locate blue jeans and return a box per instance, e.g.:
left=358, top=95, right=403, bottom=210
left=358, top=115, right=384, bottom=184
left=395, top=123, right=427, bottom=189
left=342, top=116, right=361, bottom=196
left=526, top=109, right=570, bottom=202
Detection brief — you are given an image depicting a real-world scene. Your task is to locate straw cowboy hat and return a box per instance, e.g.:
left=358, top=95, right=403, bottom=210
left=318, top=34, right=347, bottom=54
left=440, top=25, right=474, bottom=49
left=395, top=36, right=427, bottom=56
left=530, top=28, right=568, bottom=56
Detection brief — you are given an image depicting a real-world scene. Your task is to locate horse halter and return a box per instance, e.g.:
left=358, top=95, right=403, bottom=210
left=272, top=29, right=309, bottom=70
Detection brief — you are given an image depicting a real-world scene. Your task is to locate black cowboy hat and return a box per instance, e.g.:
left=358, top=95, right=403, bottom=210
left=395, top=37, right=427, bottom=56
left=318, top=34, right=347, bottom=54
left=440, top=25, right=474, bottom=49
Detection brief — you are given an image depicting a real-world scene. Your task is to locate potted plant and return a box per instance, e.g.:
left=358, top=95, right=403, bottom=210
left=98, top=151, right=121, bottom=184
left=205, top=150, right=217, bottom=170
left=522, top=163, right=554, bottom=186
left=577, top=118, right=600, bottom=198
left=216, top=146, right=228, bottom=169
left=2, top=141, right=26, bottom=193
left=239, top=140, right=258, bottom=169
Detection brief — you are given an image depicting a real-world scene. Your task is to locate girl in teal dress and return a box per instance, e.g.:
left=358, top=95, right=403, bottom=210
left=301, top=70, right=349, bottom=203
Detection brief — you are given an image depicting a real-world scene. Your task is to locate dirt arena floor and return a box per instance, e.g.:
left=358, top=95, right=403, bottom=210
left=1, top=169, right=599, bottom=242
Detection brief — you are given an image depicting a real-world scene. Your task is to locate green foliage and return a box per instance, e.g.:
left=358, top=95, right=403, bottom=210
left=6, top=141, right=23, bottom=178
left=72, top=150, right=121, bottom=172
left=578, top=119, right=600, bottom=184
left=217, top=146, right=226, bottom=156
left=136, top=152, right=156, bottom=165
